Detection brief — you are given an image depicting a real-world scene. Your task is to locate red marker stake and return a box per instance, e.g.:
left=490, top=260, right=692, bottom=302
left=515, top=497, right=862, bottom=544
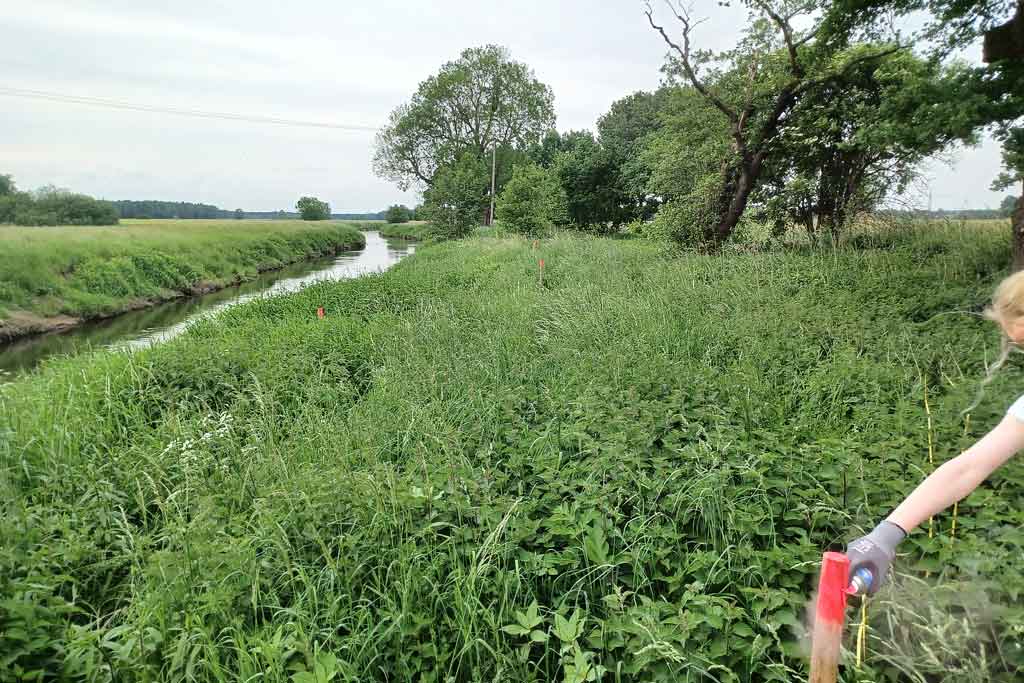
left=539, top=259, right=544, bottom=287
left=809, top=552, right=850, bottom=683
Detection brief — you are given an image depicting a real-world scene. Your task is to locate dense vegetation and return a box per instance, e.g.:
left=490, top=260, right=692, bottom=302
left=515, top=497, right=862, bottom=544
left=113, top=200, right=225, bottom=219
left=378, top=221, right=432, bottom=241
left=2, top=223, right=1022, bottom=682
left=372, top=5, right=1022, bottom=252
left=385, top=204, right=414, bottom=223
left=0, top=176, right=118, bottom=226
left=0, top=220, right=364, bottom=336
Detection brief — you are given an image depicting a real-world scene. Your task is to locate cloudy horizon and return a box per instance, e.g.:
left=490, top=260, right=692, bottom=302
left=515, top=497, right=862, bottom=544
left=2, top=1, right=1011, bottom=213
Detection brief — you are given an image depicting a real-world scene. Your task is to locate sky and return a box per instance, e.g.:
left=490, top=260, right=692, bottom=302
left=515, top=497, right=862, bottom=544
left=0, top=1, right=1010, bottom=212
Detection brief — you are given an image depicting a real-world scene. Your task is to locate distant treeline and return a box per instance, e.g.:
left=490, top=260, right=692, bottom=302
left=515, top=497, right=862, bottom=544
left=879, top=208, right=1011, bottom=221
left=113, top=200, right=388, bottom=221
left=114, top=200, right=224, bottom=219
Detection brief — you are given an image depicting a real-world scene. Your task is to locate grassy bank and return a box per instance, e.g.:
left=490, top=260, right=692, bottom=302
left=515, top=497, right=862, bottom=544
left=2, top=223, right=1023, bottom=681
left=0, top=219, right=365, bottom=339
left=378, top=220, right=434, bottom=240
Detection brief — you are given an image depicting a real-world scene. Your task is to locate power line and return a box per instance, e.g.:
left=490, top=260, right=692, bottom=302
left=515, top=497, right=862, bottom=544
left=0, top=86, right=380, bottom=132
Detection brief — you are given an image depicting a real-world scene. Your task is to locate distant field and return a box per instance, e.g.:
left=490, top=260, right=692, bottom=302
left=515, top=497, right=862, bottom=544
left=0, top=219, right=365, bottom=338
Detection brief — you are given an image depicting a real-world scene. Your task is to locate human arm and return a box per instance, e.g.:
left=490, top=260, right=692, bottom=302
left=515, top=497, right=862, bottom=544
left=887, top=413, right=1024, bottom=531
left=847, top=413, right=1024, bottom=593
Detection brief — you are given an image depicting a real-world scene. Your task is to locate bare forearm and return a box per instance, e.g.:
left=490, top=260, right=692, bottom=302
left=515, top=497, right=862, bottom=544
left=888, top=456, right=985, bottom=531
left=887, top=416, right=1023, bottom=533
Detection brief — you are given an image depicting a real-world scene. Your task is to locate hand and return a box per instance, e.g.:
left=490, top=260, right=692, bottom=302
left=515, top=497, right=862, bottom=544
left=845, top=520, right=906, bottom=595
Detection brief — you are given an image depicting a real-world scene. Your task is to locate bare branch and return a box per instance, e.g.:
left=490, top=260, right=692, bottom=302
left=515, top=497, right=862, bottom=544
left=644, top=1, right=739, bottom=126
left=751, top=0, right=804, bottom=77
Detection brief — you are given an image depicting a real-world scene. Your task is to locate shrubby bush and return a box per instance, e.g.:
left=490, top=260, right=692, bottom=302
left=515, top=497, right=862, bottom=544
left=0, top=178, right=119, bottom=226
left=496, top=163, right=568, bottom=237
left=384, top=204, right=412, bottom=224
left=420, top=153, right=490, bottom=239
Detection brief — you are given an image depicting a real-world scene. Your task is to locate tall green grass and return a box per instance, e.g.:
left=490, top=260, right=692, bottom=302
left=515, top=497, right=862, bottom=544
left=378, top=221, right=434, bottom=241
left=1, top=222, right=1022, bottom=681
left=0, top=219, right=365, bottom=323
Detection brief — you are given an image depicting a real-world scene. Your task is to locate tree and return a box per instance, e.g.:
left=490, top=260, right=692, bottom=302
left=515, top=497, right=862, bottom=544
left=373, top=45, right=556, bottom=191
left=296, top=196, right=330, bottom=221
left=597, top=89, right=670, bottom=220
left=234, top=208, right=245, bottom=220
left=496, top=163, right=569, bottom=236
left=1002, top=194, right=1021, bottom=216
left=644, top=1, right=904, bottom=247
left=760, top=48, right=981, bottom=239
left=385, top=204, right=412, bottom=223
left=419, top=153, right=490, bottom=239
left=641, top=86, right=735, bottom=243
left=0, top=179, right=118, bottom=226
left=541, top=131, right=631, bottom=233
left=824, top=0, right=1024, bottom=262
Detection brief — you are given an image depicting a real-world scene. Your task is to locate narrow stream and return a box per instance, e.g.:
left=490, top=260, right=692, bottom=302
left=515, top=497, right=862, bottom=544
left=0, top=231, right=416, bottom=379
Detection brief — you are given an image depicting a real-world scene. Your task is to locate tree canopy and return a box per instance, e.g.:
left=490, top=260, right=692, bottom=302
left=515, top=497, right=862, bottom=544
left=296, top=196, right=331, bottom=221
left=373, top=45, right=556, bottom=191
left=419, top=153, right=491, bottom=238
left=644, top=1, right=913, bottom=246
left=385, top=205, right=412, bottom=224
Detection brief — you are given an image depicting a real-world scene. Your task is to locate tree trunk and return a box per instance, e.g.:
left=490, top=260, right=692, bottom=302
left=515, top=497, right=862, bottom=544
left=983, top=0, right=1024, bottom=63
left=1013, top=190, right=1024, bottom=271
left=710, top=156, right=761, bottom=245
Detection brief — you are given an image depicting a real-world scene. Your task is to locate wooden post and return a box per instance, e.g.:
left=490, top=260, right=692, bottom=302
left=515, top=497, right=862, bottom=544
left=809, top=552, right=850, bottom=683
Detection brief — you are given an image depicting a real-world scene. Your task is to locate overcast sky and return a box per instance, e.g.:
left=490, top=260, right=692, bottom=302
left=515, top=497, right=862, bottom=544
left=1, top=1, right=1008, bottom=212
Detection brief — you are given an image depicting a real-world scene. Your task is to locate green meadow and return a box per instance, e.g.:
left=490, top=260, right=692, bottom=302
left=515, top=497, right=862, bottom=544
left=2, top=222, right=1023, bottom=682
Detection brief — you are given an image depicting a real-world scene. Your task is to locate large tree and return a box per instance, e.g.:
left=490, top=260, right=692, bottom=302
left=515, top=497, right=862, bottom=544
left=824, top=0, right=1024, bottom=262
left=372, top=45, right=556, bottom=193
left=644, top=1, right=904, bottom=247
left=551, top=131, right=632, bottom=232
left=759, top=48, right=983, bottom=238
left=597, top=89, right=670, bottom=220
left=296, top=196, right=330, bottom=221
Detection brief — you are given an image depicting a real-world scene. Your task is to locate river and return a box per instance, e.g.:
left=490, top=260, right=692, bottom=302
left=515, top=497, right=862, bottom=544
left=0, top=231, right=416, bottom=380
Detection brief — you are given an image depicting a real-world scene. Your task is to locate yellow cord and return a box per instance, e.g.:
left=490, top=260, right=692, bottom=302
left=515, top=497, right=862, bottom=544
left=856, top=597, right=868, bottom=668
left=952, top=414, right=969, bottom=543
left=924, top=380, right=935, bottom=540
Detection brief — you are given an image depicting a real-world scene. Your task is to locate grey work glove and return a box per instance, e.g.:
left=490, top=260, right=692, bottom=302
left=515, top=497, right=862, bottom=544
left=845, top=520, right=906, bottom=595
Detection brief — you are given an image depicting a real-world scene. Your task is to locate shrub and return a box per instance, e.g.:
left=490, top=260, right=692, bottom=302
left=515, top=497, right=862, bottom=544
left=384, top=205, right=412, bottom=224
left=0, top=189, right=118, bottom=227
left=420, top=153, right=489, bottom=239
left=496, top=163, right=569, bottom=237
